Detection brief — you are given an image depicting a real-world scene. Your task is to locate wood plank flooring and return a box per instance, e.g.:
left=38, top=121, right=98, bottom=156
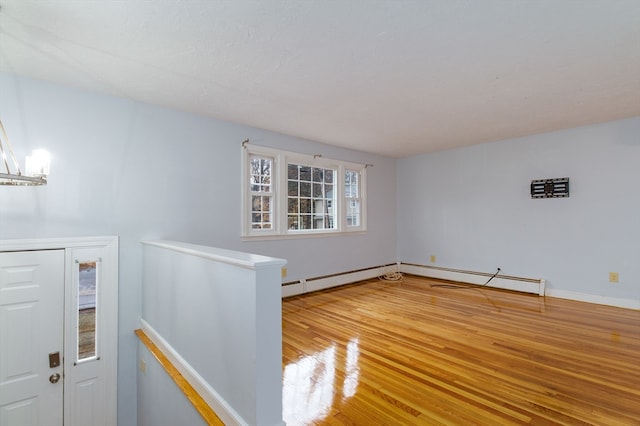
left=282, top=275, right=640, bottom=425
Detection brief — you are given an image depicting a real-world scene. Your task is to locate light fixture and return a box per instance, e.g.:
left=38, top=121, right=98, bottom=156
left=0, top=119, right=49, bottom=186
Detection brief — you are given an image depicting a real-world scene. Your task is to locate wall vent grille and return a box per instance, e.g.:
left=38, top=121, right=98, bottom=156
left=531, top=177, right=570, bottom=199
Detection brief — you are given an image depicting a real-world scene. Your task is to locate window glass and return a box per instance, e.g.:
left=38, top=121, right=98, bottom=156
left=78, top=261, right=98, bottom=361
left=345, top=170, right=361, bottom=227
left=287, top=164, right=336, bottom=230
left=249, top=155, right=273, bottom=230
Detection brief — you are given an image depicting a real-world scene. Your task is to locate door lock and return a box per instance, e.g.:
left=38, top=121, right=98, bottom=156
left=48, top=351, right=61, bottom=368
left=49, top=373, right=61, bottom=384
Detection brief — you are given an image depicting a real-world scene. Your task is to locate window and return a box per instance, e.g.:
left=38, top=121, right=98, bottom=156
left=76, top=259, right=99, bottom=363
left=287, top=164, right=335, bottom=231
left=242, top=144, right=366, bottom=239
left=249, top=155, right=273, bottom=230
left=345, top=170, right=361, bottom=227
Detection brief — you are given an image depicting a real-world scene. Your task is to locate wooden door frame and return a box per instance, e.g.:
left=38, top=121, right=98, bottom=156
left=0, top=236, right=118, bottom=426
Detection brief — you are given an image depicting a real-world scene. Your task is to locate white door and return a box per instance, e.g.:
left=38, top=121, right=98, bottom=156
left=0, top=249, right=65, bottom=426
left=64, top=248, right=108, bottom=426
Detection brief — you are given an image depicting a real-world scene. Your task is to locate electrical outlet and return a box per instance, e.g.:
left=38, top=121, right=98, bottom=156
left=430, top=255, right=436, bottom=263
left=139, top=358, right=146, bottom=375
left=281, top=267, right=287, bottom=278
left=609, top=272, right=619, bottom=283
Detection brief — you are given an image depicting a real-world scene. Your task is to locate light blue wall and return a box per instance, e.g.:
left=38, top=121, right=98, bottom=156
left=0, top=73, right=397, bottom=425
left=2, top=71, right=637, bottom=425
left=397, top=117, right=640, bottom=303
left=137, top=341, right=206, bottom=426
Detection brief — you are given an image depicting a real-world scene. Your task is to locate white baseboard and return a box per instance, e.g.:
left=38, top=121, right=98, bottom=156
left=398, top=263, right=545, bottom=296
left=139, top=319, right=247, bottom=426
left=546, top=289, right=640, bottom=310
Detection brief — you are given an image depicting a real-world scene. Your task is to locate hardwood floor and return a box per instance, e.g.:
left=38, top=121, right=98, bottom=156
left=282, top=275, right=640, bottom=425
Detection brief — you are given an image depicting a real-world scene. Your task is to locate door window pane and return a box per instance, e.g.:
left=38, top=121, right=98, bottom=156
left=78, top=261, right=98, bottom=361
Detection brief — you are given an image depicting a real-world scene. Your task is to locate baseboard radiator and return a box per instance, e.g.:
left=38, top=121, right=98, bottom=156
left=282, top=264, right=397, bottom=297
left=399, top=263, right=545, bottom=296
left=282, top=263, right=545, bottom=297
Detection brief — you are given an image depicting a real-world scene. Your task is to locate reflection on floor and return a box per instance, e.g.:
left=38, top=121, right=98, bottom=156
left=282, top=275, right=640, bottom=425
left=283, top=338, right=360, bottom=424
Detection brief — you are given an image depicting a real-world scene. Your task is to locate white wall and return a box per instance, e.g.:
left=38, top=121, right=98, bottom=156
left=397, top=117, right=640, bottom=305
left=0, top=73, right=397, bottom=425
left=141, top=241, right=286, bottom=426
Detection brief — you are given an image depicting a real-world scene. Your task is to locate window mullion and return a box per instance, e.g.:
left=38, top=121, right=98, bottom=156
left=277, top=153, right=287, bottom=235
left=337, top=164, right=345, bottom=232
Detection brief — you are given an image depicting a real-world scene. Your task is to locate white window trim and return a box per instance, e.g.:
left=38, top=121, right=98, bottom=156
left=241, top=143, right=367, bottom=240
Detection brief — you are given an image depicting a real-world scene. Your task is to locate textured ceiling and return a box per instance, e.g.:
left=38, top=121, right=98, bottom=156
left=1, top=1, right=639, bottom=158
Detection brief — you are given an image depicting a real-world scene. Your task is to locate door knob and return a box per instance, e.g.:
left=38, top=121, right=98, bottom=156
left=49, top=373, right=61, bottom=384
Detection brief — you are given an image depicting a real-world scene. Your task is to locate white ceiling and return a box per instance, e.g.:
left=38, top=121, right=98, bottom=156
left=1, top=1, right=639, bottom=158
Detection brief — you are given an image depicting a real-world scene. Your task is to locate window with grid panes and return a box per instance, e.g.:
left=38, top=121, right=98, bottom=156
left=242, top=144, right=366, bottom=239
left=249, top=155, right=273, bottom=230
left=345, top=170, right=361, bottom=227
left=287, top=164, right=336, bottom=231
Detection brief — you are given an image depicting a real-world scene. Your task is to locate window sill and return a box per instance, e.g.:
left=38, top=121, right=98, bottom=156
left=241, top=230, right=367, bottom=242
